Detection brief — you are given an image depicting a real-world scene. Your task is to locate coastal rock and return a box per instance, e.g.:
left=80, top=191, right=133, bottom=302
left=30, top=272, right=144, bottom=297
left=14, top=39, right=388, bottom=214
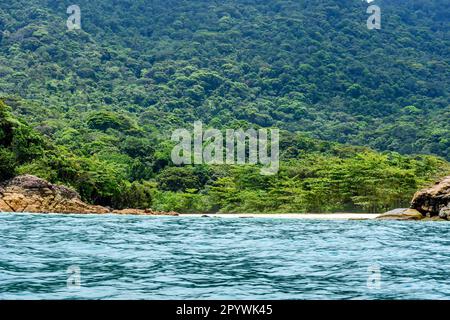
left=421, top=216, right=447, bottom=222
left=0, top=175, right=109, bottom=214
left=112, top=208, right=179, bottom=216
left=439, top=205, right=450, bottom=220
left=376, top=208, right=424, bottom=221
left=0, top=175, right=177, bottom=216
left=411, top=176, right=450, bottom=218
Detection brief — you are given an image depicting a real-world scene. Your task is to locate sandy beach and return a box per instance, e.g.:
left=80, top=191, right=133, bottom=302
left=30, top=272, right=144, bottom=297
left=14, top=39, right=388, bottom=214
left=180, top=213, right=381, bottom=220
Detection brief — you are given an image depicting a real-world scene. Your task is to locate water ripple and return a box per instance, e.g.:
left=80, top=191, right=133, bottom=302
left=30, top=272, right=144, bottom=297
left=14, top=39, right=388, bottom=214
left=0, top=214, right=449, bottom=299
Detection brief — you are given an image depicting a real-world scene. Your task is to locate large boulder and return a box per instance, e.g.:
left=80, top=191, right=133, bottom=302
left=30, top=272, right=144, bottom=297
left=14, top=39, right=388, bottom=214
left=411, top=176, right=450, bottom=218
left=439, top=205, right=450, bottom=220
left=0, top=175, right=109, bottom=214
left=376, top=208, right=424, bottom=221
left=0, top=175, right=178, bottom=216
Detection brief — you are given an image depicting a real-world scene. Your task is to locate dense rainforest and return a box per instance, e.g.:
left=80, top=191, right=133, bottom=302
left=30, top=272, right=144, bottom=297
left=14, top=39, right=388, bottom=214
left=0, top=0, right=449, bottom=213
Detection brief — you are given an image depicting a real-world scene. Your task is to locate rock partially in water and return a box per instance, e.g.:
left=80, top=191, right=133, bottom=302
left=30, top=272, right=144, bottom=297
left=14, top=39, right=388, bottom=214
left=111, top=208, right=179, bottom=216
left=376, top=208, right=424, bottom=221
left=421, top=216, right=447, bottom=222
left=0, top=175, right=108, bottom=214
left=439, top=205, right=450, bottom=220
left=379, top=176, right=450, bottom=221
left=0, top=175, right=178, bottom=216
left=411, top=176, right=450, bottom=218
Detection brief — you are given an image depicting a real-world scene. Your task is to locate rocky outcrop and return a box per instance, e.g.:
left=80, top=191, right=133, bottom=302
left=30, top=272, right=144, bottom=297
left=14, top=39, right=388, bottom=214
left=376, top=175, right=450, bottom=221
left=410, top=176, right=450, bottom=218
left=439, top=205, right=450, bottom=220
left=0, top=175, right=178, bottom=216
left=111, top=208, right=179, bottom=216
left=0, top=175, right=108, bottom=214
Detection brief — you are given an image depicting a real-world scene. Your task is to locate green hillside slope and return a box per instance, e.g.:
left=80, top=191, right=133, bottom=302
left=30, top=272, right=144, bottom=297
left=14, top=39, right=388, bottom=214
left=0, top=0, right=449, bottom=212
left=0, top=0, right=449, bottom=156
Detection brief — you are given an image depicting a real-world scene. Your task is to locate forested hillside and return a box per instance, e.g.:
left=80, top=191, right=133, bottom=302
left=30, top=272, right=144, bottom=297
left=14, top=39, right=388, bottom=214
left=0, top=0, right=449, bottom=213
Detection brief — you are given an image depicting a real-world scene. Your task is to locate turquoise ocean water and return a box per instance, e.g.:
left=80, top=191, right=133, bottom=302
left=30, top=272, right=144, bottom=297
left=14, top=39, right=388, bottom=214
left=0, top=214, right=449, bottom=299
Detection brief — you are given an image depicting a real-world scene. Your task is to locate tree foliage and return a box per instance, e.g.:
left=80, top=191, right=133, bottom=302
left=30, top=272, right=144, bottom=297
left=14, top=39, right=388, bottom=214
left=0, top=1, right=449, bottom=213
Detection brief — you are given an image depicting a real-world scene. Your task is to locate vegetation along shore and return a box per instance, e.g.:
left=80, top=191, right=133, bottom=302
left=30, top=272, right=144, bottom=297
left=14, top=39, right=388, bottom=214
left=1, top=174, right=449, bottom=221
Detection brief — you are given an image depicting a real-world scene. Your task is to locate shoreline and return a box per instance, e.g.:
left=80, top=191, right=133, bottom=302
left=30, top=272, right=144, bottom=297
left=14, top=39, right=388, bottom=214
left=3, top=175, right=449, bottom=221
left=0, top=211, right=380, bottom=220
left=180, top=213, right=381, bottom=220
left=2, top=211, right=449, bottom=221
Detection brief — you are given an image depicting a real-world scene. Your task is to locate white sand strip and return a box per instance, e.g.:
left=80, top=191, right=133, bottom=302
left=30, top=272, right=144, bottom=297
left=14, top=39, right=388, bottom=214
left=179, top=213, right=381, bottom=220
